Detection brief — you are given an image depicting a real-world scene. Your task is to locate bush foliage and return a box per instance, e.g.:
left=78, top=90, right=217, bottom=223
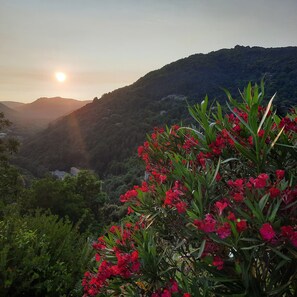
left=83, top=83, right=297, bottom=297
left=0, top=210, right=94, bottom=297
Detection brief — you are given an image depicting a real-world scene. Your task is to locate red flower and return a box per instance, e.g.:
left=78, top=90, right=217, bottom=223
left=227, top=178, right=244, bottom=190
left=196, top=152, right=207, bottom=168
left=183, top=294, right=191, bottom=297
left=182, top=136, right=199, bottom=152
left=169, top=279, right=179, bottom=293
left=233, top=192, right=244, bottom=202
left=251, top=173, right=269, bottom=189
left=152, top=171, right=167, bottom=184
left=258, top=129, right=265, bottom=137
left=212, top=256, right=224, bottom=270
left=95, top=253, right=101, bottom=262
left=161, top=289, right=171, bottom=297
left=281, top=226, right=297, bottom=247
left=276, top=170, right=285, bottom=180
left=137, top=145, right=144, bottom=157
left=194, top=214, right=217, bottom=233
left=164, top=181, right=187, bottom=213
left=175, top=201, right=187, bottom=214
left=127, top=206, right=134, bottom=214
left=92, top=236, right=106, bottom=250
left=215, top=172, right=222, bottom=181
left=236, top=220, right=247, bottom=232
left=215, top=201, right=228, bottom=215
left=233, top=124, right=241, bottom=132
left=281, top=226, right=294, bottom=238
left=216, top=222, right=231, bottom=239
left=248, top=135, right=253, bottom=145
left=109, top=225, right=120, bottom=233
left=281, top=188, right=297, bottom=205
left=260, top=223, right=275, bottom=241
left=269, top=187, right=280, bottom=198
left=227, top=212, right=236, bottom=221
left=291, top=232, right=297, bottom=248
left=120, top=189, right=138, bottom=203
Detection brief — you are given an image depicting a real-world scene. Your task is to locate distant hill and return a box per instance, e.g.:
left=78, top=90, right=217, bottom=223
left=0, top=102, right=19, bottom=120
left=14, top=97, right=92, bottom=121
left=0, top=97, right=91, bottom=137
left=17, top=46, right=297, bottom=177
left=0, top=103, right=39, bottom=137
left=1, top=101, right=25, bottom=109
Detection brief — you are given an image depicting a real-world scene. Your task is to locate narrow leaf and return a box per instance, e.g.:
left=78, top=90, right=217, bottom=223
left=258, top=194, right=270, bottom=212
left=197, top=239, right=206, bottom=259
left=257, top=93, right=276, bottom=133
left=270, top=126, right=285, bottom=150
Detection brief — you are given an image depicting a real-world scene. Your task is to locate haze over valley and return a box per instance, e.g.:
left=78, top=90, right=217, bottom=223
left=0, top=97, right=91, bottom=136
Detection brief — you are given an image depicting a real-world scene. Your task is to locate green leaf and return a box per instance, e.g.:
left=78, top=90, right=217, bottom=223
left=244, top=199, right=264, bottom=222
left=258, top=194, right=270, bottom=212
left=268, top=282, right=292, bottom=296
left=221, top=157, right=239, bottom=164
left=240, top=243, right=265, bottom=250
left=210, top=158, right=221, bottom=186
left=270, top=247, right=291, bottom=261
left=216, top=102, right=223, bottom=122
left=248, top=103, right=259, bottom=133
left=197, top=239, right=206, bottom=259
left=234, top=142, right=257, bottom=164
left=276, top=259, right=289, bottom=271
left=269, top=126, right=285, bottom=150
left=268, top=199, right=282, bottom=222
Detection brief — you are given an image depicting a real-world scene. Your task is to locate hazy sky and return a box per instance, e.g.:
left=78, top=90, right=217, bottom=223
left=0, top=0, right=296, bottom=102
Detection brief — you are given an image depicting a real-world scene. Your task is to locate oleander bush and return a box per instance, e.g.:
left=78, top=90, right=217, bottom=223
left=82, top=83, right=296, bottom=297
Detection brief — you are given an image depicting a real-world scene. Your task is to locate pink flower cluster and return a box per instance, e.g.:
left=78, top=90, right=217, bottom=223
left=164, top=181, right=188, bottom=214
left=151, top=279, right=191, bottom=297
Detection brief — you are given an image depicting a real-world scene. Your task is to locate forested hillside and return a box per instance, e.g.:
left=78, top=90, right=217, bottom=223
left=16, top=46, right=297, bottom=178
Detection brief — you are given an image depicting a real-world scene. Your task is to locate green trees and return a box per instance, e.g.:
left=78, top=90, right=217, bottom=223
left=21, top=171, right=108, bottom=232
left=0, top=112, right=22, bottom=207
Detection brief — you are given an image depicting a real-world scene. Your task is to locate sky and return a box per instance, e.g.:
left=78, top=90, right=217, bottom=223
left=0, top=0, right=296, bottom=103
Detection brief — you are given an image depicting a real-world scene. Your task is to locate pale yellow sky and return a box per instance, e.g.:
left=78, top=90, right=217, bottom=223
left=0, top=0, right=297, bottom=102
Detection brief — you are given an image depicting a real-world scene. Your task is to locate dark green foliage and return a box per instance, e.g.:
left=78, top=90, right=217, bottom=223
left=20, top=170, right=108, bottom=232
left=0, top=209, right=94, bottom=297
left=104, top=157, right=145, bottom=202
left=0, top=112, right=19, bottom=163
left=0, top=113, right=103, bottom=296
left=17, top=46, right=297, bottom=179
left=0, top=112, right=23, bottom=207
left=0, top=166, right=24, bottom=207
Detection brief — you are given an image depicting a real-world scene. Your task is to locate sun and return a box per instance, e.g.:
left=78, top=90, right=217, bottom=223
left=55, top=72, right=67, bottom=82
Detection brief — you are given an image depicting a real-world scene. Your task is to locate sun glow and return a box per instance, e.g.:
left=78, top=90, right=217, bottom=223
left=55, top=72, right=67, bottom=82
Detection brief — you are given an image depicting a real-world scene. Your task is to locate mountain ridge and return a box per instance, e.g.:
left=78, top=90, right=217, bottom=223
left=14, top=97, right=92, bottom=120
left=1, top=97, right=91, bottom=136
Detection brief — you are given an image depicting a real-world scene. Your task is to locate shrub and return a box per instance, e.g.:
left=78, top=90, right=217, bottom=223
left=0, top=209, right=94, bottom=297
left=82, top=83, right=296, bottom=297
